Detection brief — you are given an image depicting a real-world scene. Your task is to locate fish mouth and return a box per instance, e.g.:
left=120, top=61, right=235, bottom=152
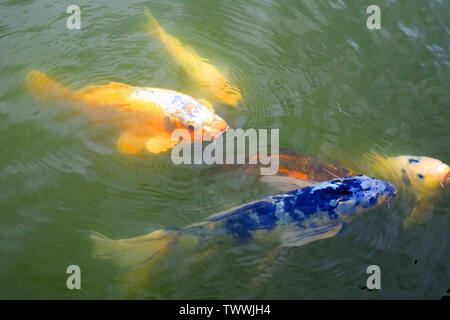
left=193, top=123, right=228, bottom=141
left=211, top=126, right=229, bottom=140
left=383, top=182, right=397, bottom=206
left=383, top=191, right=396, bottom=209
left=441, top=170, right=450, bottom=189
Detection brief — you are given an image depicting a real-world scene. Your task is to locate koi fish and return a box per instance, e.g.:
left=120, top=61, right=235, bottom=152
left=26, top=70, right=228, bottom=154
left=218, top=148, right=355, bottom=192
left=91, top=175, right=396, bottom=288
left=239, top=148, right=447, bottom=227
left=144, top=9, right=242, bottom=106
left=365, top=152, right=449, bottom=227
left=242, top=148, right=356, bottom=191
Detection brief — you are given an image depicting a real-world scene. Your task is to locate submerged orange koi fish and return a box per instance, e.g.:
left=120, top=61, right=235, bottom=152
left=144, top=9, right=242, bottom=107
left=249, top=148, right=355, bottom=183
left=26, top=70, right=229, bottom=154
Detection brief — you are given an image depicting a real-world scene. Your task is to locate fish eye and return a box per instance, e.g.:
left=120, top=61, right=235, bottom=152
left=417, top=173, right=424, bottom=179
left=187, top=124, right=194, bottom=130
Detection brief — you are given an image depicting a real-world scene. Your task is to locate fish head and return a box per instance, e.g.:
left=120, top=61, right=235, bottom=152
left=387, top=156, right=450, bottom=194
left=168, top=100, right=229, bottom=141
left=353, top=175, right=397, bottom=210
left=309, top=175, right=397, bottom=221
left=180, top=113, right=229, bottom=142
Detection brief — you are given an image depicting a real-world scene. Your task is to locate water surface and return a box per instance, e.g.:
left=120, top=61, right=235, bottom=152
left=0, top=0, right=449, bottom=299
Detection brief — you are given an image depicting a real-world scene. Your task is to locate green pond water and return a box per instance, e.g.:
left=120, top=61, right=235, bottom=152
left=0, top=0, right=449, bottom=299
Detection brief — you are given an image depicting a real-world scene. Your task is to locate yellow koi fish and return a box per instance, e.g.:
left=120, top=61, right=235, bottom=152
left=366, top=152, right=449, bottom=227
left=26, top=70, right=228, bottom=154
left=144, top=9, right=242, bottom=107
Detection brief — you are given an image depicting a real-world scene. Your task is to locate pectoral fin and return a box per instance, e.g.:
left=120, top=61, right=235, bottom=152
left=117, top=132, right=147, bottom=154
left=260, top=176, right=316, bottom=193
left=403, top=198, right=433, bottom=228
left=145, top=134, right=179, bottom=153
left=280, top=223, right=344, bottom=247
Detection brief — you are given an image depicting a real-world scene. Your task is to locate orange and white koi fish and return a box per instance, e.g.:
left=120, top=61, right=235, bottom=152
left=26, top=70, right=229, bottom=154
left=144, top=9, right=242, bottom=107
left=365, top=153, right=449, bottom=227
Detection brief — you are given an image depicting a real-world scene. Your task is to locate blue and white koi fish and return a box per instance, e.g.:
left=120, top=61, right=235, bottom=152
left=91, top=175, right=396, bottom=275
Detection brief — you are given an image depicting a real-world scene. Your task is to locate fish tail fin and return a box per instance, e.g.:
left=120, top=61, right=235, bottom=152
left=90, top=229, right=178, bottom=270
left=26, top=70, right=74, bottom=100
left=91, top=229, right=180, bottom=297
left=143, top=8, right=162, bottom=34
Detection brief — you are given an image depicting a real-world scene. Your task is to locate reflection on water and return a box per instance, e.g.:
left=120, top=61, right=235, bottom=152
left=0, top=0, right=448, bottom=299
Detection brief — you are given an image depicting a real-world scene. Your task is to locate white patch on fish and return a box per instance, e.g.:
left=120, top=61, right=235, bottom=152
left=131, top=87, right=217, bottom=127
